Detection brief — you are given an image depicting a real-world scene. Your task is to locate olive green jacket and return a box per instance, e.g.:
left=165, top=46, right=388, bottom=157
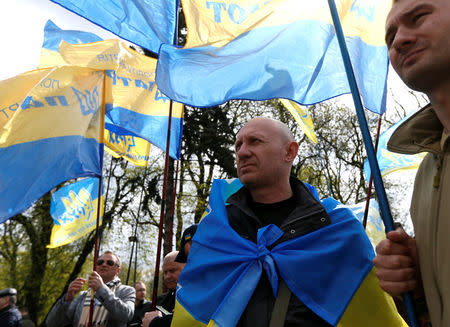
left=388, top=104, right=450, bottom=327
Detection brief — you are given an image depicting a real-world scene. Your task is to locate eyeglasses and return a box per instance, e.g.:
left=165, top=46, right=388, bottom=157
left=97, top=259, right=117, bottom=267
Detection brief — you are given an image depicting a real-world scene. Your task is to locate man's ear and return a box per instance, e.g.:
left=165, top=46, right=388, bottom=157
left=285, top=141, right=298, bottom=162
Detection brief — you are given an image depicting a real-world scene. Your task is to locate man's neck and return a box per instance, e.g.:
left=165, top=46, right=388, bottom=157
left=429, top=83, right=450, bottom=133
left=249, top=182, right=293, bottom=204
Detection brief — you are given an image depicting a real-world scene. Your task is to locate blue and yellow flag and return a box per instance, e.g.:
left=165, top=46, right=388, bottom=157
left=50, top=0, right=178, bottom=53
left=48, top=177, right=104, bottom=248
left=39, top=21, right=183, bottom=159
left=0, top=66, right=103, bottom=223
left=172, top=179, right=406, bottom=327
left=364, top=112, right=426, bottom=181
left=39, top=20, right=103, bottom=68
left=280, top=99, right=317, bottom=143
left=345, top=199, right=386, bottom=250
left=156, top=0, right=390, bottom=114
left=104, top=128, right=151, bottom=167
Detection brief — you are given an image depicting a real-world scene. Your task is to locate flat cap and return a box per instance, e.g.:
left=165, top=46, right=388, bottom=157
left=175, top=224, right=198, bottom=263
left=0, top=288, right=17, bottom=297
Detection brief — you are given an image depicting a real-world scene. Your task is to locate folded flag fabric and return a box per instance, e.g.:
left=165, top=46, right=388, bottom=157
left=0, top=66, right=103, bottom=223
left=39, top=21, right=183, bottom=159
left=58, top=39, right=184, bottom=159
left=48, top=177, right=104, bottom=248
left=344, top=199, right=386, bottom=249
left=280, top=99, right=317, bottom=143
left=50, top=0, right=179, bottom=53
left=363, top=111, right=426, bottom=181
left=156, top=0, right=390, bottom=114
left=39, top=20, right=103, bottom=68
left=172, top=178, right=406, bottom=327
left=104, top=128, right=151, bottom=167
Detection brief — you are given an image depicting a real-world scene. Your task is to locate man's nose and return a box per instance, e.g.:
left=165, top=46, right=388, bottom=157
left=392, top=25, right=416, bottom=52
left=236, top=143, right=251, bottom=159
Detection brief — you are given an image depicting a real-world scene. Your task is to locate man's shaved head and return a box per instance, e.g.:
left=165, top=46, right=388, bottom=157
left=163, top=251, right=179, bottom=265
left=234, top=117, right=298, bottom=202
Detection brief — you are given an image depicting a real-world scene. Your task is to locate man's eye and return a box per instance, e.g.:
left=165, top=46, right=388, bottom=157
left=413, top=12, right=428, bottom=23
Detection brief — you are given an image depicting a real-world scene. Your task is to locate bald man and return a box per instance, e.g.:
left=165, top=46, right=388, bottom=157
left=170, top=118, right=406, bottom=327
left=230, top=117, right=333, bottom=326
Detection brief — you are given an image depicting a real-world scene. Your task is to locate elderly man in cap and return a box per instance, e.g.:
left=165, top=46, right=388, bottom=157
left=46, top=250, right=135, bottom=327
left=0, top=288, right=22, bottom=327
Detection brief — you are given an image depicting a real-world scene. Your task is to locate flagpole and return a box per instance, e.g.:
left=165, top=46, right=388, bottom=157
left=151, top=99, right=174, bottom=310
left=326, top=1, right=419, bottom=325
left=87, top=71, right=106, bottom=327
left=363, top=117, right=382, bottom=229
left=97, top=157, right=114, bottom=252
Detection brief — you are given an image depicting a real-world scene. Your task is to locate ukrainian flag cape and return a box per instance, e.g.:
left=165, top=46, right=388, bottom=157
left=172, top=179, right=406, bottom=327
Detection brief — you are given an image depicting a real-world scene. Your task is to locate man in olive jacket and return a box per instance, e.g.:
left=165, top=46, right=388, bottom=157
left=373, top=0, right=450, bottom=326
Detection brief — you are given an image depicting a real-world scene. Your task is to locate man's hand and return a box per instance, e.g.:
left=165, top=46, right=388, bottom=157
left=373, top=228, right=423, bottom=297
left=65, top=277, right=86, bottom=301
left=142, top=311, right=163, bottom=327
left=87, top=271, right=105, bottom=292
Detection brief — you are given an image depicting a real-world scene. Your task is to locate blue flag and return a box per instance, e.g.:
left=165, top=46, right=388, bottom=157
left=156, top=0, right=391, bottom=114
left=50, top=0, right=179, bottom=53
left=363, top=111, right=426, bottom=180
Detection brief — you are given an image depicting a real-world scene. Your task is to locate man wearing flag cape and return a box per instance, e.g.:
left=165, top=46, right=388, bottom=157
left=171, top=118, right=405, bottom=327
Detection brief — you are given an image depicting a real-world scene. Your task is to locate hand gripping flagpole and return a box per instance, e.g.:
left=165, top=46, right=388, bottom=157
left=326, top=1, right=419, bottom=326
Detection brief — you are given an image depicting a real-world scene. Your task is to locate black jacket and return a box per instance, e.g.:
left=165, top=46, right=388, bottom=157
left=0, top=306, right=22, bottom=327
left=226, top=178, right=332, bottom=327
left=128, top=300, right=152, bottom=327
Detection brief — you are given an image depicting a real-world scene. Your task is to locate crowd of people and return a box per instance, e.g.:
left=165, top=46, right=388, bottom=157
left=2, top=0, right=449, bottom=326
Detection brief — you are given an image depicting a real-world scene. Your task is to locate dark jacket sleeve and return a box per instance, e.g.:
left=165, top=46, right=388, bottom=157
left=148, top=314, right=173, bottom=327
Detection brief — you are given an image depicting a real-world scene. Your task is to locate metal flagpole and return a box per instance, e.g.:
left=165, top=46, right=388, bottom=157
left=326, top=1, right=419, bottom=325
left=87, top=71, right=106, bottom=327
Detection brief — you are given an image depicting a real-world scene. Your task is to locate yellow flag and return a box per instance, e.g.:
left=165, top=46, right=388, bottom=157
left=280, top=99, right=317, bottom=144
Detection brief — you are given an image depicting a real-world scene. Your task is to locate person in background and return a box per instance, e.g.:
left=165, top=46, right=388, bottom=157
left=174, top=224, right=198, bottom=264
left=0, top=288, right=22, bottom=327
left=128, top=282, right=152, bottom=327
left=143, top=225, right=198, bottom=327
left=46, top=250, right=135, bottom=327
